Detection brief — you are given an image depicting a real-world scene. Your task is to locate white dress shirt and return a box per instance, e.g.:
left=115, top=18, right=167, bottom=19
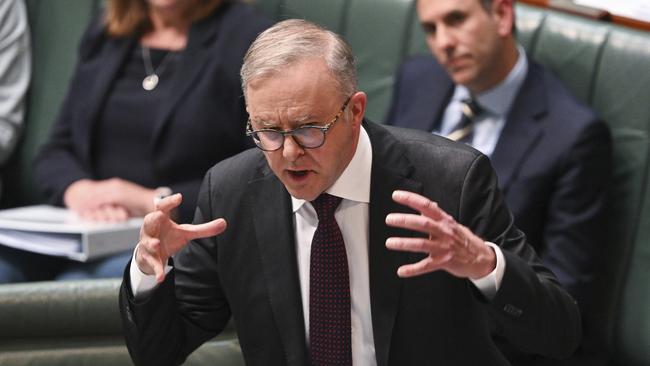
left=131, top=126, right=506, bottom=366
left=438, top=45, right=529, bottom=156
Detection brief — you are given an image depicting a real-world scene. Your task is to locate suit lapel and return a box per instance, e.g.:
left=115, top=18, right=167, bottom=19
left=247, top=122, right=425, bottom=366
left=365, top=123, right=422, bottom=366
left=78, top=36, right=135, bottom=166
left=410, top=63, right=454, bottom=132
left=151, top=8, right=222, bottom=144
left=490, top=64, right=547, bottom=191
left=249, top=166, right=308, bottom=366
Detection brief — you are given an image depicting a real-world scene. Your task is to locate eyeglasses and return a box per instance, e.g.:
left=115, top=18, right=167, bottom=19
left=246, top=97, right=351, bottom=152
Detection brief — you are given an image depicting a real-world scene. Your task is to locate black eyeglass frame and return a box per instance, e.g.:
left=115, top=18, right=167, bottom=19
left=246, top=97, right=352, bottom=152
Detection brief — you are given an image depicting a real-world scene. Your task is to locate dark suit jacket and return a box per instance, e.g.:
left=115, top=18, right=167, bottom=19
left=33, top=2, right=272, bottom=222
left=385, top=56, right=611, bottom=360
left=120, top=121, right=581, bottom=366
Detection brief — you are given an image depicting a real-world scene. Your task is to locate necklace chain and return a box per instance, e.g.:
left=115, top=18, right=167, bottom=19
left=141, top=46, right=174, bottom=91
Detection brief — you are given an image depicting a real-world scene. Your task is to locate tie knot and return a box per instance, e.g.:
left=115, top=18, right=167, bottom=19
left=311, top=193, right=342, bottom=221
left=460, top=97, right=483, bottom=120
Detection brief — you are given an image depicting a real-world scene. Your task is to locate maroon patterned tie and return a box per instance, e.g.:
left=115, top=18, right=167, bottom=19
left=309, top=193, right=352, bottom=366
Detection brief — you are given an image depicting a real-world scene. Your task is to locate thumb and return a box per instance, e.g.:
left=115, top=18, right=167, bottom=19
left=155, top=193, right=183, bottom=215
left=178, top=218, right=227, bottom=241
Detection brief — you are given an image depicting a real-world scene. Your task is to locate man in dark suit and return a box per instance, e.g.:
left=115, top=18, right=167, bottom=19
left=386, top=0, right=611, bottom=364
left=120, top=19, right=581, bottom=366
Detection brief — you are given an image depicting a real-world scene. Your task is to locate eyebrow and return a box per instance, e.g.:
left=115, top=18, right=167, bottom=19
left=443, top=10, right=466, bottom=24
left=252, top=114, right=320, bottom=129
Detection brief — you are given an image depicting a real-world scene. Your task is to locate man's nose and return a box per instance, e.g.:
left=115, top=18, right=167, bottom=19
left=282, top=135, right=304, bottom=162
left=433, top=26, right=457, bottom=54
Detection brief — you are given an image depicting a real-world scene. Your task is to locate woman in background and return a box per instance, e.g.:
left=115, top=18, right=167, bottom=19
left=0, top=0, right=271, bottom=282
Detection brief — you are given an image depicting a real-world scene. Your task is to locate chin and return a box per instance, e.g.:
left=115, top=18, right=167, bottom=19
left=293, top=190, right=319, bottom=202
left=451, top=70, right=479, bottom=88
left=287, top=186, right=323, bottom=202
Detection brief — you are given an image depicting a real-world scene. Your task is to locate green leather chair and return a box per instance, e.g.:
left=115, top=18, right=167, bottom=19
left=0, top=279, right=243, bottom=366
left=512, top=8, right=650, bottom=366
left=0, top=1, right=648, bottom=365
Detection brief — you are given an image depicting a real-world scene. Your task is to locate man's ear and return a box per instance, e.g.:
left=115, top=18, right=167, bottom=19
left=492, top=0, right=515, bottom=37
left=349, top=91, right=367, bottom=127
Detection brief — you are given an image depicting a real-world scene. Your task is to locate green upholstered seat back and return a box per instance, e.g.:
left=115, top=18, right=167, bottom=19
left=0, top=279, right=243, bottom=366
left=515, top=6, right=650, bottom=366
left=592, top=26, right=650, bottom=366
left=0, top=0, right=101, bottom=208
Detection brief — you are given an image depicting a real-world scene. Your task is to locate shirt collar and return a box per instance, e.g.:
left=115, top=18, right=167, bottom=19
left=291, top=126, right=372, bottom=212
left=453, top=45, right=529, bottom=116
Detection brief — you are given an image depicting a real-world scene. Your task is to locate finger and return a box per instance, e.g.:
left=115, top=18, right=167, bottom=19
left=102, top=205, right=129, bottom=222
left=385, top=212, right=453, bottom=238
left=75, top=209, right=93, bottom=221
left=115, top=206, right=130, bottom=221
left=392, top=190, right=450, bottom=221
left=138, top=238, right=168, bottom=283
left=155, top=193, right=183, bottom=214
left=396, top=254, right=452, bottom=277
left=85, top=208, right=106, bottom=222
left=135, top=240, right=158, bottom=275
left=95, top=207, right=116, bottom=222
left=385, top=237, right=451, bottom=255
left=178, top=218, right=227, bottom=241
left=140, top=244, right=166, bottom=282
left=153, top=257, right=166, bottom=283
left=141, top=211, right=164, bottom=237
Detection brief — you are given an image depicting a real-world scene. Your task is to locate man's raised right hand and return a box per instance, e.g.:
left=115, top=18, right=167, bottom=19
left=135, top=193, right=227, bottom=283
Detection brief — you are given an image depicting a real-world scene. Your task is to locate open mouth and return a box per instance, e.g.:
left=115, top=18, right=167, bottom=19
left=288, top=170, right=309, bottom=178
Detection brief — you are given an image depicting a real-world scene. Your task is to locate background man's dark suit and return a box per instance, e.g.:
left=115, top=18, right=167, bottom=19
left=33, top=2, right=271, bottom=221
left=120, top=121, right=580, bottom=366
left=386, top=55, right=611, bottom=320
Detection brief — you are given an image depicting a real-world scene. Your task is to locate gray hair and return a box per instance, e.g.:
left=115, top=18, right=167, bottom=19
left=240, top=19, right=357, bottom=99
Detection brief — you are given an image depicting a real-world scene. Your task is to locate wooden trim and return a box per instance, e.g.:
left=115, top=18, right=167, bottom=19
left=611, top=14, right=650, bottom=32
left=547, top=0, right=609, bottom=20
left=518, top=0, right=548, bottom=7
left=518, top=0, right=650, bottom=32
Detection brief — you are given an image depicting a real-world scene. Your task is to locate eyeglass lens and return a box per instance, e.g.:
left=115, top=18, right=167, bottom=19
left=254, top=126, right=325, bottom=150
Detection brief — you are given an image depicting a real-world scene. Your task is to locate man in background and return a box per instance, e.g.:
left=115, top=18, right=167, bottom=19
left=386, top=0, right=611, bottom=364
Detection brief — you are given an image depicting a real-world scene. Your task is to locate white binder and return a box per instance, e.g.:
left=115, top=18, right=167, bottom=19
left=0, top=205, right=143, bottom=262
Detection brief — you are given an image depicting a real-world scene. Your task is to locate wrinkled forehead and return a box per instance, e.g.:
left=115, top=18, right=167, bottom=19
left=245, top=59, right=343, bottom=119
left=244, top=58, right=341, bottom=96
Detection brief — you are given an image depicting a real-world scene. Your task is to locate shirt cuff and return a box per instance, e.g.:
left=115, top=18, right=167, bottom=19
left=129, top=244, right=172, bottom=300
left=469, top=242, right=505, bottom=300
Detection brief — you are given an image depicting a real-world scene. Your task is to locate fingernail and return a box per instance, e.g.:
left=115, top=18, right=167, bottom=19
left=397, top=267, right=406, bottom=277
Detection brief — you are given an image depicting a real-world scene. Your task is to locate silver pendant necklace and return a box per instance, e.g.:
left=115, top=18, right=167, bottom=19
left=141, top=46, right=174, bottom=91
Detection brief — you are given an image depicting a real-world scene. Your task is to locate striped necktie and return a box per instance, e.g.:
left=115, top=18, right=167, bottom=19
left=447, top=97, right=484, bottom=143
